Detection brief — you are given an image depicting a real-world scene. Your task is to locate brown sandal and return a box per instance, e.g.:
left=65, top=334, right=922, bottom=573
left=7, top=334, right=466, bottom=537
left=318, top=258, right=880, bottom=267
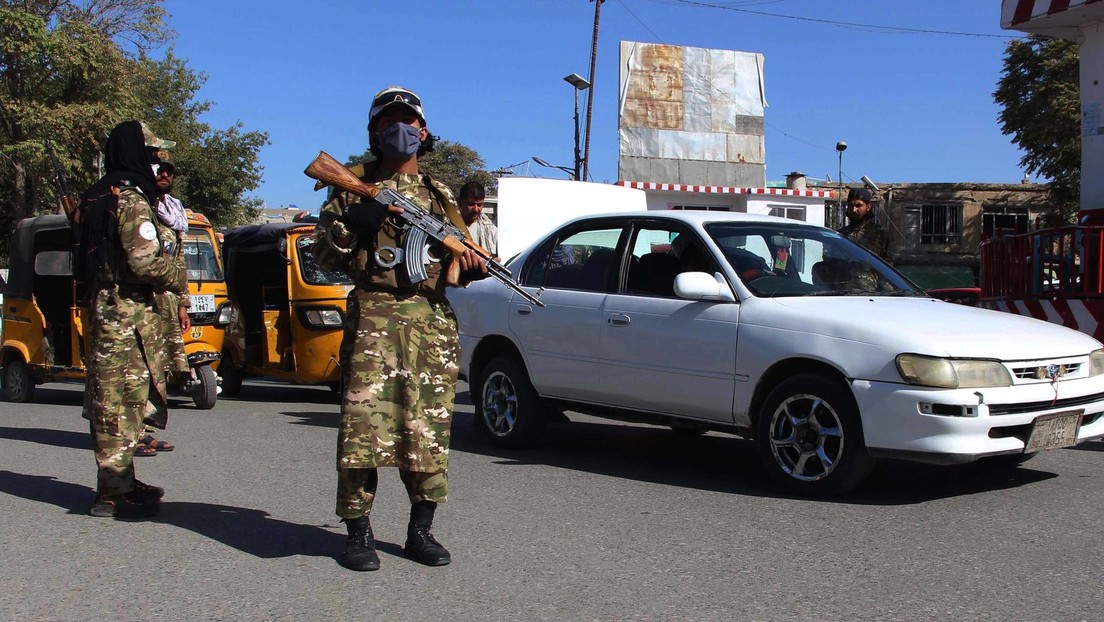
left=139, top=435, right=174, bottom=452
left=134, top=443, right=157, bottom=457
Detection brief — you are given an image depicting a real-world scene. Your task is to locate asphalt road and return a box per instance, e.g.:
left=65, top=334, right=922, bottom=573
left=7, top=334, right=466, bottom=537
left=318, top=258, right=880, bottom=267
left=1, top=379, right=1102, bottom=621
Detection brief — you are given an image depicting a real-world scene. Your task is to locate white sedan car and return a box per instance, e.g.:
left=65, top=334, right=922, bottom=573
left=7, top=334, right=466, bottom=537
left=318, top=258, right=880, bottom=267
left=449, top=211, right=1104, bottom=496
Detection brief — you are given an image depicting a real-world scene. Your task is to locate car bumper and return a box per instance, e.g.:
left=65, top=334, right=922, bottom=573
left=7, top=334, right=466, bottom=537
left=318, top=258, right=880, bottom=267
left=853, top=378, right=1104, bottom=464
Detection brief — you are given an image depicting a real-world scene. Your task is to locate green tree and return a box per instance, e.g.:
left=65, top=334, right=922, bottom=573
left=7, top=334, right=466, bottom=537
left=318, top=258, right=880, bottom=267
left=993, top=34, right=1081, bottom=221
left=346, top=139, right=496, bottom=197
left=136, top=52, right=268, bottom=225
left=0, top=1, right=165, bottom=229
left=0, top=0, right=268, bottom=256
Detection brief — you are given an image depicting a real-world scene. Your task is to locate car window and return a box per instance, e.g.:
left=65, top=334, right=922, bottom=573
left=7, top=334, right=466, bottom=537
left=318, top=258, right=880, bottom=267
left=707, top=222, right=921, bottom=298
left=524, top=225, right=624, bottom=292
left=625, top=225, right=718, bottom=297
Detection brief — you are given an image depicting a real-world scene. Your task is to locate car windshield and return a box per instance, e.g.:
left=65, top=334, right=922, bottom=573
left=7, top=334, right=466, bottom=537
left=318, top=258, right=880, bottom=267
left=183, top=228, right=224, bottom=282
left=296, top=237, right=351, bottom=285
left=704, top=222, right=922, bottom=298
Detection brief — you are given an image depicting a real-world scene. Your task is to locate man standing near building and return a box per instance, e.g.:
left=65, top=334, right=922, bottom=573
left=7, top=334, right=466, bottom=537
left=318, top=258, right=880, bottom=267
left=458, top=180, right=497, bottom=256
left=312, top=86, right=487, bottom=571
left=838, top=187, right=891, bottom=261
left=80, top=121, right=185, bottom=518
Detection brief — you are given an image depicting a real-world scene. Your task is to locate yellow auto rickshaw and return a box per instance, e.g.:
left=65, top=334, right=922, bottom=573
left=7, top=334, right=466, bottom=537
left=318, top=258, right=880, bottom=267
left=0, top=212, right=229, bottom=408
left=217, top=222, right=349, bottom=395
left=177, top=210, right=231, bottom=408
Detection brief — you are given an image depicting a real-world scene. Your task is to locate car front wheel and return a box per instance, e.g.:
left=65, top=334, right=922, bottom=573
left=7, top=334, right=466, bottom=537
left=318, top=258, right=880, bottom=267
left=475, top=355, right=546, bottom=448
left=756, top=373, right=873, bottom=497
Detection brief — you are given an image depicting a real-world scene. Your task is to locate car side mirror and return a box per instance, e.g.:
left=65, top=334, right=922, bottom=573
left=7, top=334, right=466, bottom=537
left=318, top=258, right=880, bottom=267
left=674, top=271, right=736, bottom=302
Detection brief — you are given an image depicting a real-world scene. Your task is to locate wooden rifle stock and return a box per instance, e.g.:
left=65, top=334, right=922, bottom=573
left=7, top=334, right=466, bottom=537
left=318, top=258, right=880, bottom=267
left=304, top=151, right=383, bottom=203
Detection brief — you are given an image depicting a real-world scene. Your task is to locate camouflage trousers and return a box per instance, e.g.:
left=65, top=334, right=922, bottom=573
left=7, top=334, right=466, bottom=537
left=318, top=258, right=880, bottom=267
left=156, top=290, right=190, bottom=376
left=84, top=290, right=166, bottom=496
left=335, top=468, right=448, bottom=519
left=335, top=290, right=459, bottom=511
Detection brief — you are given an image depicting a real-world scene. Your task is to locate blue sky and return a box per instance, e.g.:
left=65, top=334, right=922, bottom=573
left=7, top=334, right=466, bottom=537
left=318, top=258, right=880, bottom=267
left=159, top=0, right=1025, bottom=211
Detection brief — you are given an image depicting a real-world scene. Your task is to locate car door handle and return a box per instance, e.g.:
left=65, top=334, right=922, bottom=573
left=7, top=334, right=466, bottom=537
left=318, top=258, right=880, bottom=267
left=607, top=313, right=631, bottom=327
left=515, top=305, right=533, bottom=316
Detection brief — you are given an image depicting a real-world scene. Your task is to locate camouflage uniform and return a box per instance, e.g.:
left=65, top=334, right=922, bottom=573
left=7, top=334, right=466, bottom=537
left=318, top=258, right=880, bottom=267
left=154, top=219, right=191, bottom=377
left=838, top=214, right=892, bottom=262
left=84, top=185, right=185, bottom=497
left=313, top=160, right=462, bottom=519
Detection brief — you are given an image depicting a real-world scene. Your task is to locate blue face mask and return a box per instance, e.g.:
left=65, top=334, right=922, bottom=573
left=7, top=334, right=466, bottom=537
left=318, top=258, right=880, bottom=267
left=378, top=122, right=422, bottom=160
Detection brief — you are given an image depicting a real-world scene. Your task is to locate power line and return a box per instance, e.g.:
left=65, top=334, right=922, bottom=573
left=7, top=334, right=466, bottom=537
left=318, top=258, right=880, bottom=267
left=650, top=0, right=1018, bottom=38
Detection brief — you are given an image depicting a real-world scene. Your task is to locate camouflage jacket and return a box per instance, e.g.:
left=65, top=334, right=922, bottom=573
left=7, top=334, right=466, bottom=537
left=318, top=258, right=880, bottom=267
left=313, top=160, right=460, bottom=300
left=839, top=215, right=892, bottom=262
left=82, top=187, right=184, bottom=423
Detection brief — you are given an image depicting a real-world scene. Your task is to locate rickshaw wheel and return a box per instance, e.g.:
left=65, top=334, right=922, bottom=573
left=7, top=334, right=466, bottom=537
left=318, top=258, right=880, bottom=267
left=218, top=350, right=243, bottom=397
left=191, top=365, right=218, bottom=410
left=3, top=358, right=36, bottom=403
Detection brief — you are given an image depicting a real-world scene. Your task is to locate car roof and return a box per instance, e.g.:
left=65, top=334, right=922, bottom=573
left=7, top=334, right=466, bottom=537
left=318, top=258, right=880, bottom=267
left=559, top=210, right=820, bottom=229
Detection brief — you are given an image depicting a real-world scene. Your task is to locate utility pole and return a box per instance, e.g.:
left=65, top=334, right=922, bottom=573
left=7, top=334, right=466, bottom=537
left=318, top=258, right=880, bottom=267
left=582, top=0, right=604, bottom=183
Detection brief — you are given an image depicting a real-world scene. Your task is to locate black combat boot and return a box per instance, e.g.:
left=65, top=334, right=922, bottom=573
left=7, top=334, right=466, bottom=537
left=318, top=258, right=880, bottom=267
left=404, top=501, right=451, bottom=566
left=89, top=491, right=160, bottom=519
left=132, top=480, right=165, bottom=503
left=341, top=516, right=380, bottom=571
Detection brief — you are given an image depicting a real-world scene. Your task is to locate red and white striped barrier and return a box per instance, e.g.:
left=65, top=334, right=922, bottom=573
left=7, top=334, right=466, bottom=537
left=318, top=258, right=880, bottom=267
left=616, top=180, right=835, bottom=198
left=982, top=298, right=1104, bottom=342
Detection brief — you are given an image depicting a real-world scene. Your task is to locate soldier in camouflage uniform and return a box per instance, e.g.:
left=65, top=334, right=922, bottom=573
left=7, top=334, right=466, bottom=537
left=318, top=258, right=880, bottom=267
left=838, top=187, right=892, bottom=261
left=80, top=121, right=186, bottom=518
left=313, top=86, right=487, bottom=571
left=133, top=148, right=191, bottom=456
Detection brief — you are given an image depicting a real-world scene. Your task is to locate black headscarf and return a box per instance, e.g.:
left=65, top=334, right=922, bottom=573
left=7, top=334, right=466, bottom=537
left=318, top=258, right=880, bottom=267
left=82, top=121, right=158, bottom=200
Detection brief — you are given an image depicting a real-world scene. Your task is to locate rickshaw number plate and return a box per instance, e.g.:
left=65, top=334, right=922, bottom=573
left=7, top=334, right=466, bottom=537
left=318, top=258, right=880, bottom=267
left=1025, top=410, right=1082, bottom=453
left=191, top=294, right=216, bottom=313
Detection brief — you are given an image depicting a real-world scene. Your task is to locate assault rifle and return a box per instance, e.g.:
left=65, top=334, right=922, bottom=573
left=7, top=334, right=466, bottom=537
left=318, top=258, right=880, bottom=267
left=304, top=151, right=545, bottom=307
left=44, top=139, right=81, bottom=223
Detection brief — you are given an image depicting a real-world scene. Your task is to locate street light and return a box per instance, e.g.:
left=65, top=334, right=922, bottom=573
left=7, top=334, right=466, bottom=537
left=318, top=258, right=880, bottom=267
left=564, top=72, right=591, bottom=182
left=836, top=140, right=847, bottom=228
left=532, top=156, right=575, bottom=179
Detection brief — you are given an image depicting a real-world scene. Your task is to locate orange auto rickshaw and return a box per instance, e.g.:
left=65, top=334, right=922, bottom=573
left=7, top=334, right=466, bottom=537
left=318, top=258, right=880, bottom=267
left=217, top=222, right=349, bottom=396
left=1, top=212, right=229, bottom=408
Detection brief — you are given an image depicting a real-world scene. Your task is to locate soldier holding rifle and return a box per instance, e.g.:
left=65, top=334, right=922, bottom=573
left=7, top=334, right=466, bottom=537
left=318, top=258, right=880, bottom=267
left=312, top=86, right=487, bottom=571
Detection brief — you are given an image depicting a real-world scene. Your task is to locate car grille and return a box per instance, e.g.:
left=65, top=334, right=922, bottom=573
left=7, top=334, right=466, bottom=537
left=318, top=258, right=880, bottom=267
left=988, top=391, right=1104, bottom=416
left=1006, top=357, right=1085, bottom=384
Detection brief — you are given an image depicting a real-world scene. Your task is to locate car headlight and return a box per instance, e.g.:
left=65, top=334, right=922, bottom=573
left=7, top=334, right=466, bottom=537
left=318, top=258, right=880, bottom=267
left=1090, top=349, right=1104, bottom=377
left=298, top=306, right=344, bottom=330
left=896, top=354, right=1012, bottom=388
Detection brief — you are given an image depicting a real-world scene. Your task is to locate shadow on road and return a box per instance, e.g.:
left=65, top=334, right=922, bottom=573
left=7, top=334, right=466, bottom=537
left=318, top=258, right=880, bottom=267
left=0, top=426, right=90, bottom=450
left=451, top=405, right=1061, bottom=506
left=219, top=381, right=340, bottom=405
left=158, top=502, right=342, bottom=558
left=0, top=470, right=95, bottom=513
left=11, top=383, right=85, bottom=405
left=0, top=469, right=348, bottom=560
left=1070, top=440, right=1104, bottom=453
left=282, top=410, right=341, bottom=428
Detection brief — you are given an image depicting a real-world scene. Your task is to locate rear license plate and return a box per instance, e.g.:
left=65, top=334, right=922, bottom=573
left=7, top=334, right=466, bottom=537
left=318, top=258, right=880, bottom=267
left=1025, top=410, right=1082, bottom=453
left=190, top=294, right=215, bottom=314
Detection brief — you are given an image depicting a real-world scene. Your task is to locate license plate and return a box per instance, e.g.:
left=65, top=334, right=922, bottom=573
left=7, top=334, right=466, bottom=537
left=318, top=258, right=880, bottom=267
left=190, top=294, right=215, bottom=314
left=1025, top=410, right=1082, bottom=453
